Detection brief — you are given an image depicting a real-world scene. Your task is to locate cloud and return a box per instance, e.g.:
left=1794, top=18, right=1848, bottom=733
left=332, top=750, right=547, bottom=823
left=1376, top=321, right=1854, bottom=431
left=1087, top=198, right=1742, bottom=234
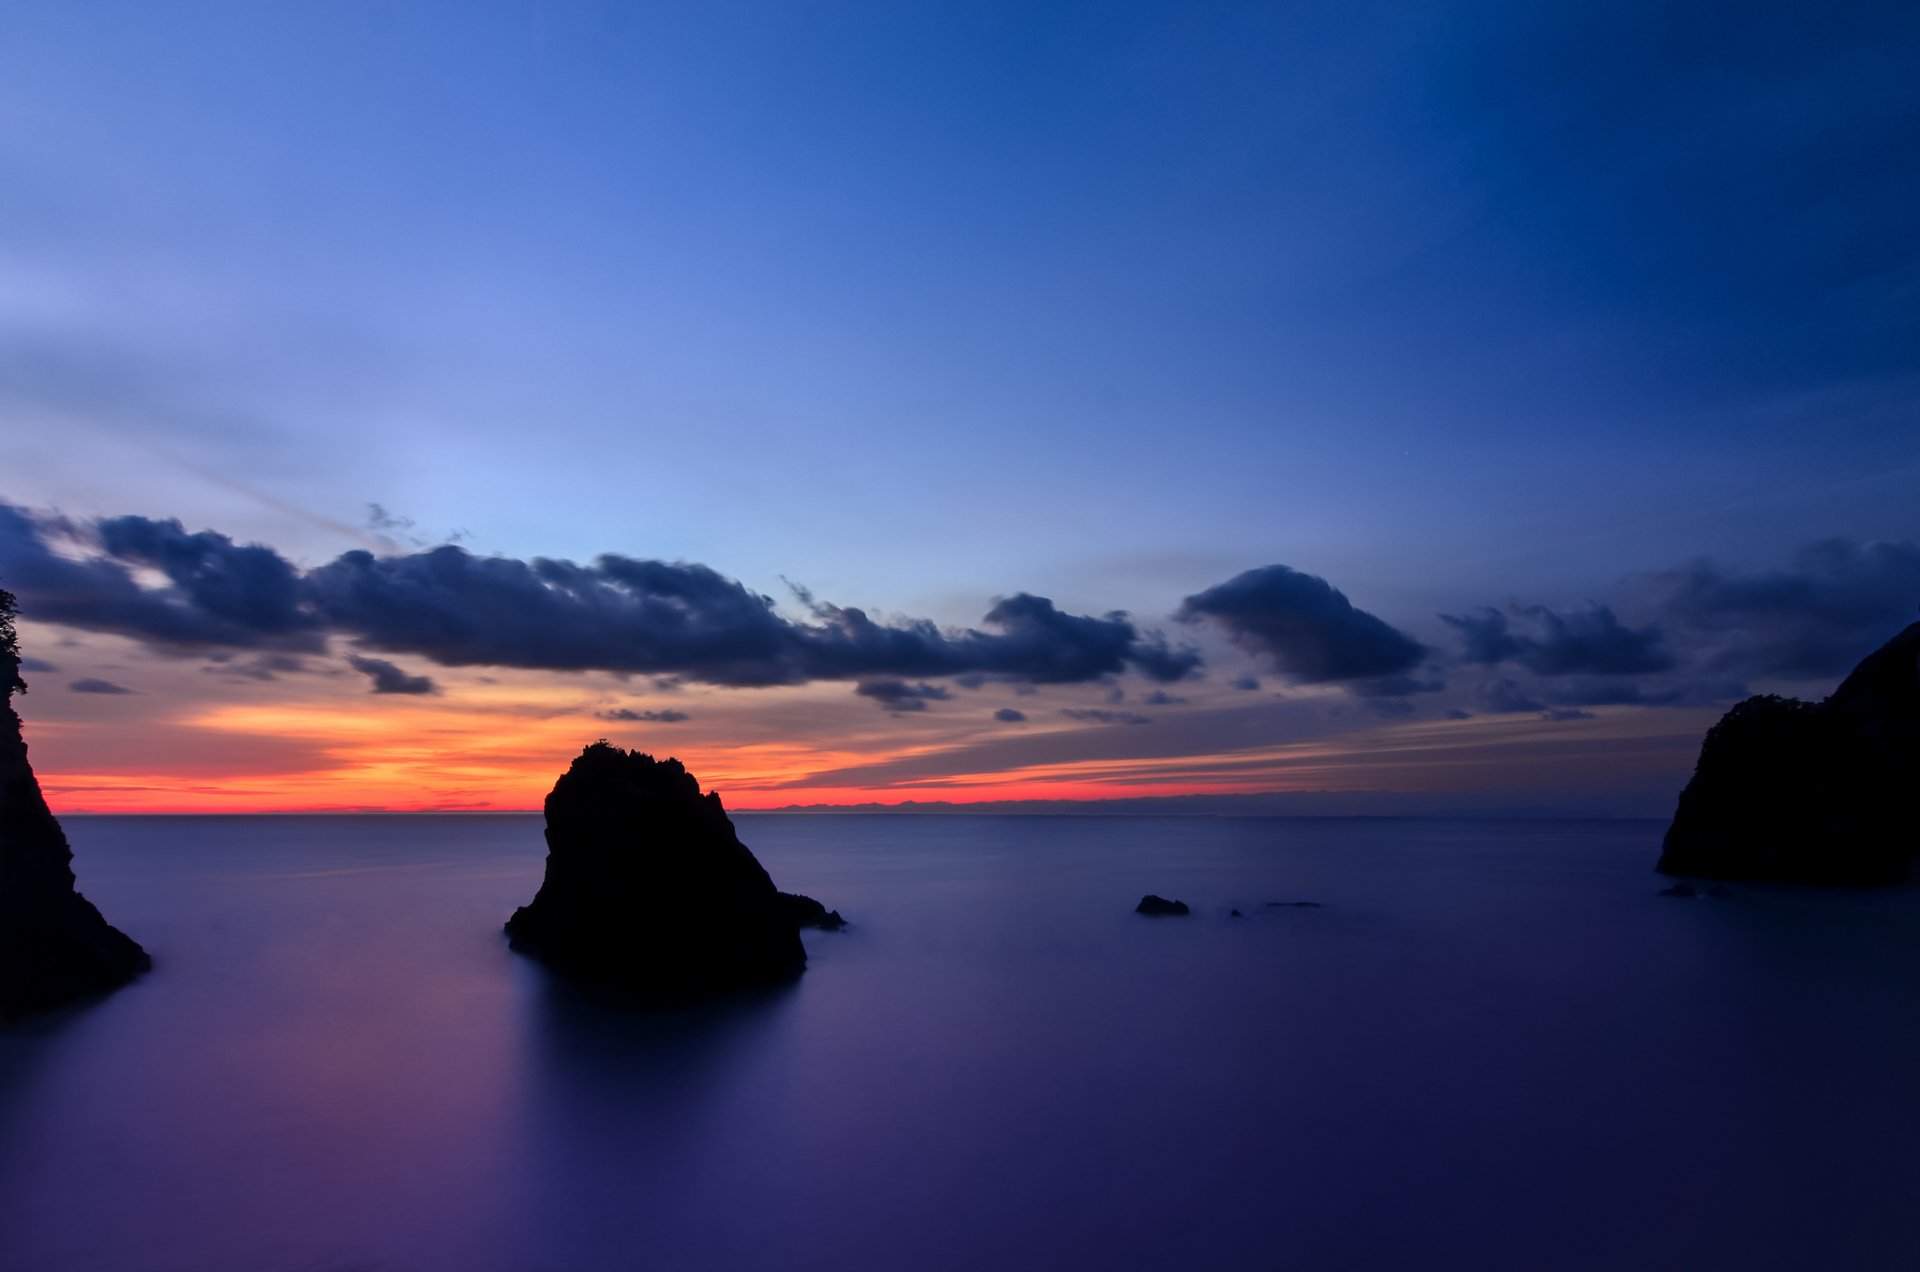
left=1541, top=707, right=1594, bottom=722
left=1646, top=539, right=1920, bottom=678
left=0, top=502, right=1202, bottom=690
left=993, top=707, right=1027, bottom=723
left=598, top=707, right=691, bottom=723
left=1441, top=603, right=1671, bottom=676
left=1178, top=565, right=1428, bottom=685
left=18, top=656, right=56, bottom=672
left=69, top=677, right=133, bottom=694
left=1229, top=675, right=1261, bottom=691
left=855, top=679, right=952, bottom=713
left=96, top=513, right=319, bottom=640
left=1475, top=678, right=1545, bottom=714
left=0, top=504, right=320, bottom=652
left=202, top=652, right=310, bottom=682
left=1141, top=689, right=1186, bottom=706
left=1062, top=708, right=1151, bottom=725
left=345, top=654, right=438, bottom=695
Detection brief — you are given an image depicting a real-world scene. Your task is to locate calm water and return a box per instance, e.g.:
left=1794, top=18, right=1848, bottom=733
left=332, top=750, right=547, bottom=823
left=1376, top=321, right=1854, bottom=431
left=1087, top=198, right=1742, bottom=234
left=4, top=814, right=1920, bottom=1271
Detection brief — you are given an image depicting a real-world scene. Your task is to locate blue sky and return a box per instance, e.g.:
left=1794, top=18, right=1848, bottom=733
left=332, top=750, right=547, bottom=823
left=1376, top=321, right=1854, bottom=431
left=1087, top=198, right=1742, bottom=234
left=1, top=1, right=1915, bottom=812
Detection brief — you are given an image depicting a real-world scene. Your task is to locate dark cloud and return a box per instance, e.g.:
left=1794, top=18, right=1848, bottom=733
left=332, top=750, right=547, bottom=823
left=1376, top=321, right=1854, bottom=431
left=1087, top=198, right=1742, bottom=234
left=18, top=656, right=56, bottom=673
left=993, top=708, right=1027, bottom=723
left=1442, top=604, right=1671, bottom=676
left=598, top=707, right=691, bottom=723
left=1647, top=539, right=1920, bottom=678
left=1062, top=708, right=1151, bottom=725
left=1124, top=633, right=1204, bottom=683
left=1541, top=707, right=1594, bottom=722
left=1475, top=678, right=1546, bottom=714
left=1229, top=675, right=1261, bottom=692
left=0, top=503, right=316, bottom=651
left=1440, top=608, right=1524, bottom=665
left=1178, top=565, right=1428, bottom=684
left=70, top=677, right=132, bottom=694
left=312, top=549, right=1191, bottom=687
left=1141, top=689, right=1186, bottom=706
left=0, top=503, right=1202, bottom=690
left=202, top=652, right=309, bottom=682
left=855, top=679, right=951, bottom=713
left=1348, top=673, right=1445, bottom=698
left=95, top=514, right=319, bottom=643
left=345, top=655, right=438, bottom=695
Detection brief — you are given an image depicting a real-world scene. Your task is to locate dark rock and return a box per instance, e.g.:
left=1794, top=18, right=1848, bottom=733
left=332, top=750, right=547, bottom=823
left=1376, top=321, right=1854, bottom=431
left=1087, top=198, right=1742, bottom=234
left=779, top=891, right=847, bottom=931
left=1, top=589, right=148, bottom=1023
left=1658, top=883, right=1698, bottom=898
left=506, top=742, right=814, bottom=1005
left=1229, top=908, right=1244, bottom=917
left=1659, top=620, right=1920, bottom=884
left=1135, top=894, right=1190, bottom=916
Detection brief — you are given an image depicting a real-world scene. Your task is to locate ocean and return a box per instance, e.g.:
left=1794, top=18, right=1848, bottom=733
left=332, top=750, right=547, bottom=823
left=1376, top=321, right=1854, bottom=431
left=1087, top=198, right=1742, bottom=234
left=3, top=813, right=1918, bottom=1271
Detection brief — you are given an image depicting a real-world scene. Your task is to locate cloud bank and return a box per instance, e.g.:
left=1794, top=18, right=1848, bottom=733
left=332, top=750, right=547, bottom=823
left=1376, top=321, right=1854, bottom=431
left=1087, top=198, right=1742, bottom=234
left=0, top=502, right=1201, bottom=691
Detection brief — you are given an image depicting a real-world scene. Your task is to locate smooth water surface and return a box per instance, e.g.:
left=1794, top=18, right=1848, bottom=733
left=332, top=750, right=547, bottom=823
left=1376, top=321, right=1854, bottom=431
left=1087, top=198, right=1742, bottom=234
left=4, top=814, right=1919, bottom=1270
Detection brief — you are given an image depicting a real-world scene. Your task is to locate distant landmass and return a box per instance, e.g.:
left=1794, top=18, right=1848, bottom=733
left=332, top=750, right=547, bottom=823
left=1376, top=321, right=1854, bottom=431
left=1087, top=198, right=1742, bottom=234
left=759, top=793, right=1670, bottom=819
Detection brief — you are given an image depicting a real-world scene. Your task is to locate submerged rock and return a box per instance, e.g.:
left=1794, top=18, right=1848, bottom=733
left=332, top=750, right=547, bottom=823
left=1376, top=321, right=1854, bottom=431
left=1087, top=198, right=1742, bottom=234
left=506, top=742, right=820, bottom=1004
left=1659, top=620, right=1920, bottom=884
left=1135, top=894, right=1190, bottom=916
left=1, top=590, right=149, bottom=1023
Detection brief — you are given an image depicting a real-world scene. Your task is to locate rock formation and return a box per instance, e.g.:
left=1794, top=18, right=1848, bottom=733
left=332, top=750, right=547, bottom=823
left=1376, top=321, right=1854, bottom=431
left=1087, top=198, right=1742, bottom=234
left=1135, top=894, right=1190, bottom=915
left=506, top=741, right=835, bottom=1003
left=778, top=891, right=847, bottom=931
left=1, top=588, right=149, bottom=1022
left=1659, top=619, right=1920, bottom=884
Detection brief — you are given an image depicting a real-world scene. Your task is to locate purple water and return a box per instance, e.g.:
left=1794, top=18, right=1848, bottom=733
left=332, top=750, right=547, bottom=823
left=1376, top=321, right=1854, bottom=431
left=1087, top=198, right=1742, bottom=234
left=4, top=814, right=1919, bottom=1270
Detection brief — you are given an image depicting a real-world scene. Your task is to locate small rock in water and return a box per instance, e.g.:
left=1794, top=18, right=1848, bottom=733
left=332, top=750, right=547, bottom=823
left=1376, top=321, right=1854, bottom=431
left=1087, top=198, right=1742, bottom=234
left=1135, top=894, right=1190, bottom=916
left=1659, top=883, right=1698, bottom=898
left=1229, top=908, right=1244, bottom=917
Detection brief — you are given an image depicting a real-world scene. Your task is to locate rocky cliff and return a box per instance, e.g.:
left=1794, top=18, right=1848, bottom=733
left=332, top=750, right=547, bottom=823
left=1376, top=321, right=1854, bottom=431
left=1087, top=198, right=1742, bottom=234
left=1659, top=620, right=1920, bottom=884
left=506, top=742, right=821, bottom=1004
left=1, top=589, right=150, bottom=1022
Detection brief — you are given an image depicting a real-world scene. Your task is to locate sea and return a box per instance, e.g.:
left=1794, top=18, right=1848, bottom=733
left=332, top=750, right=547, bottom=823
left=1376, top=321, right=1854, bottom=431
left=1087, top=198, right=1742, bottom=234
left=3, top=813, right=1919, bottom=1271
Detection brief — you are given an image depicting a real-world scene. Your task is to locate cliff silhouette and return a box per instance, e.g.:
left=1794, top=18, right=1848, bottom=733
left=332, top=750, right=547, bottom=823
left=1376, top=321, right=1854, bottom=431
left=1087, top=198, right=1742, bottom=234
left=507, top=742, right=834, bottom=1005
left=0, top=587, right=149, bottom=1022
left=1660, top=619, right=1920, bottom=884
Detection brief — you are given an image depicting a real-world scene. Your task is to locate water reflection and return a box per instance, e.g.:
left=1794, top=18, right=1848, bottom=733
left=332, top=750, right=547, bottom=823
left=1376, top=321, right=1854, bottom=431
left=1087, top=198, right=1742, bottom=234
left=510, top=964, right=802, bottom=1269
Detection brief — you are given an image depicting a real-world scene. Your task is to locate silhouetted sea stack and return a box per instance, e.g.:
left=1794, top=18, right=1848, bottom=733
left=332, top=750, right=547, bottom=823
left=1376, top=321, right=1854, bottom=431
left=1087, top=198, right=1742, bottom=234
left=1, top=589, right=149, bottom=1023
left=1135, top=894, right=1190, bottom=915
left=1659, top=620, right=1920, bottom=885
left=506, top=742, right=833, bottom=1004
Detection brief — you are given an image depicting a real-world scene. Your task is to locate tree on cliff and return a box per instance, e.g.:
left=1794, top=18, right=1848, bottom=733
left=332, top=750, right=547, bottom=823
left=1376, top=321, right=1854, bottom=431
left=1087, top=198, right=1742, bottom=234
left=1, top=586, right=23, bottom=697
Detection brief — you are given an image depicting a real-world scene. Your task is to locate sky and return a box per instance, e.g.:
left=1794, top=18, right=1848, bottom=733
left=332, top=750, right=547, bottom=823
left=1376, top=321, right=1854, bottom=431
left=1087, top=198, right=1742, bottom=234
left=1, top=0, right=1916, bottom=815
